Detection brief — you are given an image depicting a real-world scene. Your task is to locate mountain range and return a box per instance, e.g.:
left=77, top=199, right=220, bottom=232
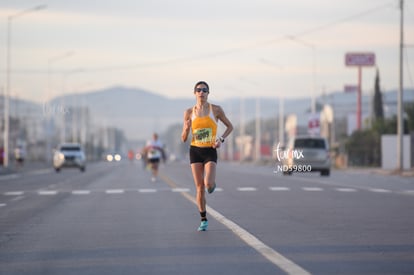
left=2, top=86, right=414, bottom=142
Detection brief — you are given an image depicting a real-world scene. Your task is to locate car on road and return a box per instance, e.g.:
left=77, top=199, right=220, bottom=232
left=105, top=152, right=122, bottom=162
left=53, top=143, right=86, bottom=172
left=281, top=136, right=330, bottom=176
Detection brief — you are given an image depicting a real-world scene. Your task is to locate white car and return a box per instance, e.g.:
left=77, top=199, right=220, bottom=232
left=281, top=136, right=331, bottom=176
left=53, top=143, right=86, bottom=172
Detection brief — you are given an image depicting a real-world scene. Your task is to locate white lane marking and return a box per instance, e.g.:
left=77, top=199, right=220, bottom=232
left=5, top=186, right=396, bottom=197
left=206, top=205, right=311, bottom=275
left=336, top=188, right=357, bottom=192
left=72, top=190, right=91, bottom=195
left=38, top=190, right=58, bottom=195
left=303, top=187, right=323, bottom=192
left=0, top=203, right=6, bottom=207
left=138, top=188, right=157, bottom=193
left=286, top=175, right=407, bottom=196
left=105, top=189, right=125, bottom=194
left=370, top=188, right=391, bottom=193
left=161, top=175, right=311, bottom=275
left=172, top=188, right=190, bottom=193
left=28, top=169, right=51, bottom=175
left=4, top=191, right=24, bottom=196
left=11, top=196, right=25, bottom=202
left=237, top=187, right=257, bottom=192
left=402, top=190, right=414, bottom=195
left=269, top=187, right=290, bottom=191
left=0, top=174, right=20, bottom=181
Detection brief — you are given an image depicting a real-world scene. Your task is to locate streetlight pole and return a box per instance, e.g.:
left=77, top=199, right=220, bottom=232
left=286, top=36, right=317, bottom=114
left=45, top=51, right=74, bottom=162
left=397, top=0, right=404, bottom=171
left=47, top=51, right=74, bottom=102
left=255, top=97, right=261, bottom=162
left=259, top=59, right=285, bottom=146
left=3, top=4, right=46, bottom=168
left=239, top=77, right=262, bottom=161
left=61, top=68, right=84, bottom=143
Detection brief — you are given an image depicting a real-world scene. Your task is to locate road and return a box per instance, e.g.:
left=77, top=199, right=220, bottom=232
left=0, top=160, right=413, bottom=275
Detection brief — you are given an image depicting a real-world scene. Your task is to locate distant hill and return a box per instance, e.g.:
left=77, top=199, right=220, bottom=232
left=49, top=86, right=194, bottom=140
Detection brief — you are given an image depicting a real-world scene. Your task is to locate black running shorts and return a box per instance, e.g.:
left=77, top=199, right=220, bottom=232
left=148, top=158, right=160, bottom=164
left=189, top=146, right=217, bottom=164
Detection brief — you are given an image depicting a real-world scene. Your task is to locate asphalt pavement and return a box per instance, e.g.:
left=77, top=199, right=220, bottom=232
left=0, top=160, right=413, bottom=274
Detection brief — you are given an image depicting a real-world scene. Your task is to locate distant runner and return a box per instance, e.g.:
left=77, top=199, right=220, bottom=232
left=143, top=133, right=166, bottom=182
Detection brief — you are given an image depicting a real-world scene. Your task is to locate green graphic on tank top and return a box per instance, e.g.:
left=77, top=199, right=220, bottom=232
left=194, top=128, right=213, bottom=144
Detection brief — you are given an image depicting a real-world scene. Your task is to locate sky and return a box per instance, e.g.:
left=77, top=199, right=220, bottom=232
left=0, top=0, right=413, bottom=103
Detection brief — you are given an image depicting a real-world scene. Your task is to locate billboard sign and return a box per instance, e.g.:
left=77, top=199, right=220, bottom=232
left=344, top=85, right=358, bottom=93
left=345, top=52, right=375, bottom=66
left=308, top=113, right=320, bottom=136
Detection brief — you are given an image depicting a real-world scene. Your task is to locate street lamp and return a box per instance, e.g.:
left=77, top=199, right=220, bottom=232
left=3, top=4, right=47, bottom=167
left=259, top=59, right=285, bottom=146
left=47, top=51, right=74, bottom=101
left=45, top=51, right=74, bottom=162
left=397, top=0, right=404, bottom=171
left=239, top=77, right=262, bottom=162
left=285, top=35, right=317, bottom=114
left=61, top=68, right=84, bottom=143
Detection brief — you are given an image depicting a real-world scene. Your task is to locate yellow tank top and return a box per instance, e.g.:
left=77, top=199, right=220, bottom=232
left=190, top=104, right=218, bottom=147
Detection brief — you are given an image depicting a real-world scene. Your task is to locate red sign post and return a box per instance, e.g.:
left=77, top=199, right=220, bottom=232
left=345, top=52, right=376, bottom=130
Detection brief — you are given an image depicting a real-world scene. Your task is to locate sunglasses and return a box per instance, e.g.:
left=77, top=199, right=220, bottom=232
left=195, top=88, right=209, bottom=93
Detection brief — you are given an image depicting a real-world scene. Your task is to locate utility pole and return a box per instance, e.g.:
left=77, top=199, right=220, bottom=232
left=3, top=5, right=46, bottom=168
left=397, top=0, right=404, bottom=171
left=255, top=98, right=261, bottom=162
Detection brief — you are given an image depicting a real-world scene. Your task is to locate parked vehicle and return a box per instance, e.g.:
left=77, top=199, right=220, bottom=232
left=282, top=136, right=331, bottom=176
left=53, top=143, right=86, bottom=172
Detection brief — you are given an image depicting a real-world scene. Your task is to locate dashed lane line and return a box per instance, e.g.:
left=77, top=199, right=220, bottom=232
left=237, top=187, right=257, bottom=192
left=336, top=188, right=357, bottom=192
left=72, top=190, right=91, bottom=195
left=138, top=188, right=157, bottom=193
left=401, top=190, right=414, bottom=195
left=0, top=174, right=20, bottom=181
left=27, top=169, right=51, bottom=176
left=302, top=187, right=323, bottom=192
left=160, top=173, right=311, bottom=275
left=105, top=189, right=125, bottom=194
left=38, top=190, right=58, bottom=195
left=4, top=191, right=24, bottom=196
left=1, top=186, right=413, bottom=197
left=11, top=196, right=25, bottom=202
left=269, top=187, right=290, bottom=191
left=286, top=176, right=399, bottom=195
left=369, top=188, right=392, bottom=193
left=172, top=188, right=191, bottom=193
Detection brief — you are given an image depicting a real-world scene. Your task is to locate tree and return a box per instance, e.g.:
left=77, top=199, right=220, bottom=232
left=345, top=129, right=380, bottom=166
left=373, top=68, right=384, bottom=121
left=405, top=102, right=414, bottom=132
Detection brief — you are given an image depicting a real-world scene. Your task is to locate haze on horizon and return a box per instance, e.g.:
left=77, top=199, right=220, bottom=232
left=0, top=0, right=413, bottom=104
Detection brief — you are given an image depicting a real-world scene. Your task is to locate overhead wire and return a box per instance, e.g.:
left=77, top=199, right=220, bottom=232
left=7, top=1, right=397, bottom=74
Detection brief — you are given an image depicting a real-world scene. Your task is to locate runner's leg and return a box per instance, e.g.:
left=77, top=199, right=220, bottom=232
left=204, top=161, right=217, bottom=193
left=191, top=163, right=206, bottom=213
